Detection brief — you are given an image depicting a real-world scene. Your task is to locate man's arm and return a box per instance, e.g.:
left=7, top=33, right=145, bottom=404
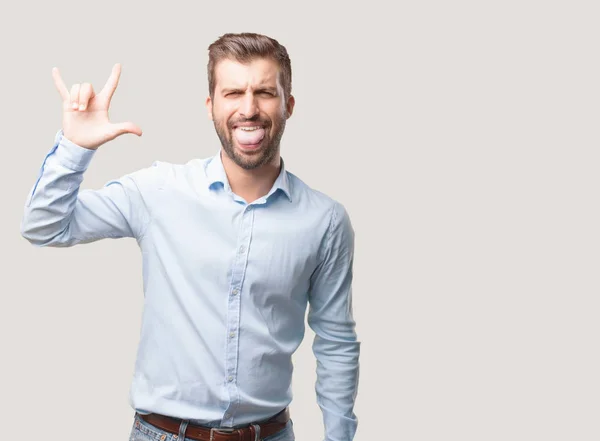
left=307, top=201, right=360, bottom=441
left=20, top=130, right=155, bottom=247
left=21, top=64, right=151, bottom=247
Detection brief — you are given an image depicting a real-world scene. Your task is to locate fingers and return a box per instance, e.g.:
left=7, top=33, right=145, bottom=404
left=52, top=67, right=70, bottom=102
left=109, top=121, right=143, bottom=140
left=69, top=83, right=81, bottom=109
left=78, top=83, right=95, bottom=110
left=55, top=64, right=121, bottom=110
left=66, top=82, right=95, bottom=110
left=115, top=122, right=143, bottom=137
left=101, top=63, right=122, bottom=102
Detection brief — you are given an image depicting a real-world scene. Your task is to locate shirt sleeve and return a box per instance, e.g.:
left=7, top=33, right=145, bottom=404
left=307, top=201, right=361, bottom=441
left=20, top=129, right=158, bottom=247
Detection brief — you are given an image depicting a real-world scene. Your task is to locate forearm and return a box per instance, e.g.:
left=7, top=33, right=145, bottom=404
left=313, top=325, right=360, bottom=441
left=20, top=130, right=144, bottom=247
left=21, top=130, right=95, bottom=246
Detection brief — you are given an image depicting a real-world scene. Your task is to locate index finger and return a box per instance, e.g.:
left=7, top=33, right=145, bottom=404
left=100, top=63, right=122, bottom=102
left=52, top=67, right=70, bottom=102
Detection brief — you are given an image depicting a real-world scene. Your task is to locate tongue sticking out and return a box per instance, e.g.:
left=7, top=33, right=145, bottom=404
left=234, top=127, right=265, bottom=146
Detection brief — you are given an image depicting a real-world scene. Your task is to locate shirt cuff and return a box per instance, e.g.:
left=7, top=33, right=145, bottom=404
left=52, top=129, right=96, bottom=171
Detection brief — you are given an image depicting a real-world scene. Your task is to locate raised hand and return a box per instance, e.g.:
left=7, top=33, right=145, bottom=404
left=52, top=63, right=142, bottom=150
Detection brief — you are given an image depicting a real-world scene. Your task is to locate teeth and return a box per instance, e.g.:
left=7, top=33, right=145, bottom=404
left=239, top=126, right=260, bottom=131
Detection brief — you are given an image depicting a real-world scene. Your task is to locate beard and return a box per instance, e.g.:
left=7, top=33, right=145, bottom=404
left=214, top=114, right=286, bottom=170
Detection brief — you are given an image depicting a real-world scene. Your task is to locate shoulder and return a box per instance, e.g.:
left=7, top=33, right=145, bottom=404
left=287, top=171, right=352, bottom=225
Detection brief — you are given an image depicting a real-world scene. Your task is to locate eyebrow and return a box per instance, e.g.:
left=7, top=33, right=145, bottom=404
left=221, top=86, right=278, bottom=94
left=256, top=87, right=278, bottom=94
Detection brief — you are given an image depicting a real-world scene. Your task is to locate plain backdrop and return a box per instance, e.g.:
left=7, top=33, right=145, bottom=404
left=2, top=1, right=599, bottom=440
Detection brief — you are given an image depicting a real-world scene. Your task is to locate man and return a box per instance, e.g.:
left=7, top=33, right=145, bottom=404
left=21, top=33, right=359, bottom=441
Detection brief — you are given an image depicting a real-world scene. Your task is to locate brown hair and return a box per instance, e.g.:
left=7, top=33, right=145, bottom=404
left=207, top=33, right=292, bottom=100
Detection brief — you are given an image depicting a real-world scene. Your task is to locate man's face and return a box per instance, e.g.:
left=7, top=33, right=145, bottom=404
left=206, top=57, right=295, bottom=170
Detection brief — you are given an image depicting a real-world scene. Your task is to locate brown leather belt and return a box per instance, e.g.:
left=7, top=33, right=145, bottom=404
left=137, top=408, right=289, bottom=441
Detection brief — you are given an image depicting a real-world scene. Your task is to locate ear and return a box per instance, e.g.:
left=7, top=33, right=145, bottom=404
left=205, top=96, right=213, bottom=120
left=285, top=95, right=295, bottom=119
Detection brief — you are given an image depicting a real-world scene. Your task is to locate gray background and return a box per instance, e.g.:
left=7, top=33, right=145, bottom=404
left=2, top=1, right=599, bottom=440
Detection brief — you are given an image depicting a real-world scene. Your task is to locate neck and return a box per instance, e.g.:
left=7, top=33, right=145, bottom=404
left=220, top=150, right=281, bottom=203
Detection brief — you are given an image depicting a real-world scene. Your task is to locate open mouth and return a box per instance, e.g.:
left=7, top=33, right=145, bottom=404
left=233, top=124, right=266, bottom=150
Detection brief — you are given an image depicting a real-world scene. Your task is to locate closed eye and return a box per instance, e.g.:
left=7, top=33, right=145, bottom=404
left=223, top=89, right=277, bottom=97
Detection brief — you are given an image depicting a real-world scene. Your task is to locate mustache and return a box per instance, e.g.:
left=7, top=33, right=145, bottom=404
left=228, top=116, right=269, bottom=129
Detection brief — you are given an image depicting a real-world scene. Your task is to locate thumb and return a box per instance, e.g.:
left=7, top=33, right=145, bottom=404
left=109, top=122, right=143, bottom=139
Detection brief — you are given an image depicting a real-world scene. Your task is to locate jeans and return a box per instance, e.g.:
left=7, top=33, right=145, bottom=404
left=129, top=412, right=295, bottom=441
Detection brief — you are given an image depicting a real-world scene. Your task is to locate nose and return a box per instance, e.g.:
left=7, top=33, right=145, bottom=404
left=239, top=91, right=259, bottom=119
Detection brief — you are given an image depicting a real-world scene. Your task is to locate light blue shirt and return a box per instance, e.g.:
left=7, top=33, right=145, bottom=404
left=21, top=130, right=360, bottom=441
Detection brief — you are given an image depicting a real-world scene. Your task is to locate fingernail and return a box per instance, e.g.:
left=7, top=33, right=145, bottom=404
left=79, top=104, right=85, bottom=110
left=72, top=102, right=78, bottom=109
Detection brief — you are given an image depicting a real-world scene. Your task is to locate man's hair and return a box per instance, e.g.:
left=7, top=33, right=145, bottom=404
left=207, top=33, right=292, bottom=100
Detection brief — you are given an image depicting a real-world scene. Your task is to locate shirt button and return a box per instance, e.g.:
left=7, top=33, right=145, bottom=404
left=232, top=289, right=239, bottom=295
left=239, top=246, right=245, bottom=253
left=229, top=332, right=235, bottom=338
left=228, top=376, right=234, bottom=382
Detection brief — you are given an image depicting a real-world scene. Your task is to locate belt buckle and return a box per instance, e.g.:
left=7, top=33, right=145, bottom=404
left=209, top=427, right=235, bottom=441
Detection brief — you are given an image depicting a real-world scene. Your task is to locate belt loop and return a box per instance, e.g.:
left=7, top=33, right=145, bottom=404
left=250, top=423, right=260, bottom=441
left=177, top=419, right=190, bottom=441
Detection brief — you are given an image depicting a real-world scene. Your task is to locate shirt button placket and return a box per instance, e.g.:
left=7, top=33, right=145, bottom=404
left=223, top=205, right=255, bottom=425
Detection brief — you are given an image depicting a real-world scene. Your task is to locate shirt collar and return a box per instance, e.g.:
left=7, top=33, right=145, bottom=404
left=205, top=150, right=292, bottom=202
